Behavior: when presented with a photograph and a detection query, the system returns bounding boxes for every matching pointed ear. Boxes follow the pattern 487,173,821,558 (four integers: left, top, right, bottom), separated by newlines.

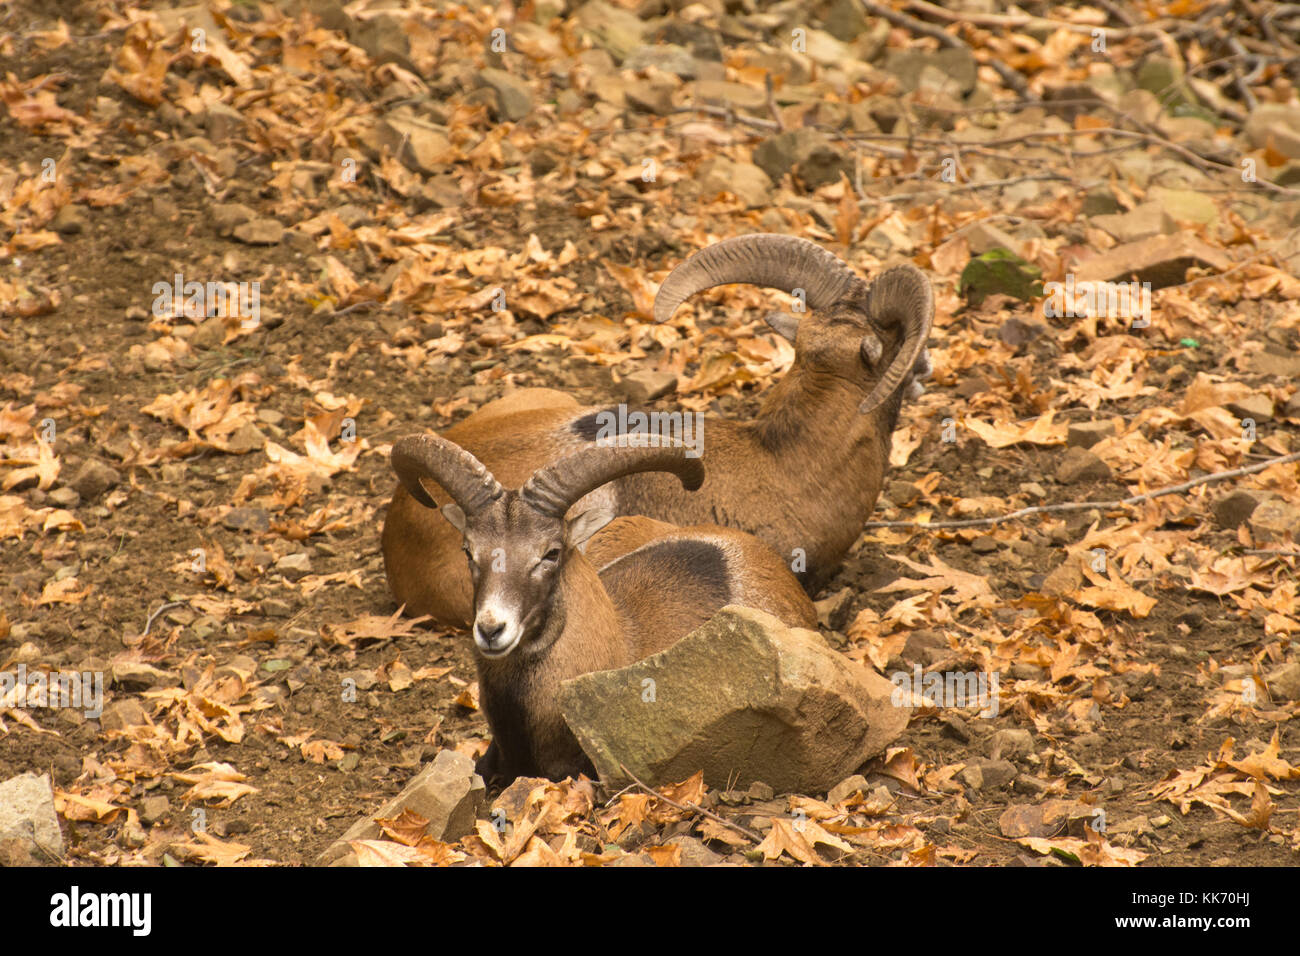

763,310,798,343
566,506,614,551
441,503,467,532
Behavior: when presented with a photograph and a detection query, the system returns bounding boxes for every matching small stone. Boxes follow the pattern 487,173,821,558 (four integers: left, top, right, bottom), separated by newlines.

232,219,284,245
99,699,148,732
1090,202,1175,243
1249,499,1300,543
988,728,1034,761
1056,447,1111,484
620,370,677,405
478,69,533,122
746,781,774,802
317,749,486,865
998,316,1047,349
970,535,998,554
68,459,121,503
813,587,854,632
139,796,170,827
110,661,180,690
212,203,256,238
1213,490,1272,529
959,758,1017,791
902,629,947,665
1265,662,1300,701
1066,420,1117,449
827,773,869,805
50,204,88,235
222,507,271,533
1075,233,1232,289
665,834,723,867
47,487,80,508
886,480,921,507
275,552,313,580
1225,393,1274,424
260,598,293,618
0,773,64,857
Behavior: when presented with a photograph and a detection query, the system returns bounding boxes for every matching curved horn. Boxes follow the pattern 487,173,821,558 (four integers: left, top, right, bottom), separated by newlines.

654,234,862,324
858,264,935,415
390,434,503,514
520,442,705,519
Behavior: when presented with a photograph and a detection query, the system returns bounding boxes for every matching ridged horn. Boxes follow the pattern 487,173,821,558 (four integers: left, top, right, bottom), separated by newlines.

390,434,503,514
653,234,862,324
857,264,935,415
520,442,705,519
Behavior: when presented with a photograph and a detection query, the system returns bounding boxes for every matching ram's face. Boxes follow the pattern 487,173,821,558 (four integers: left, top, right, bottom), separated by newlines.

795,294,893,391
449,498,566,659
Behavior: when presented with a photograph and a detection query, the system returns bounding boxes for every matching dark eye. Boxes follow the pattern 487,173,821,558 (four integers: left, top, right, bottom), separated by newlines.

542,548,561,564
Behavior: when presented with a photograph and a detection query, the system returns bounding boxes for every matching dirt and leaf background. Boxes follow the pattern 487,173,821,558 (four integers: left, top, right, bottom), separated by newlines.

2,0,1300,868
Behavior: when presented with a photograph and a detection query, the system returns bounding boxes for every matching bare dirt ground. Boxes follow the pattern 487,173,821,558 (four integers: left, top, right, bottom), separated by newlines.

2,0,1299,867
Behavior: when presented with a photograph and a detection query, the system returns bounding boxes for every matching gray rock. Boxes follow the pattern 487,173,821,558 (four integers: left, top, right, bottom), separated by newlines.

139,796,170,827
572,0,645,63
1213,490,1272,529
1225,393,1274,424
372,115,452,175
1244,104,1300,160
753,129,850,189
47,487,80,509
813,587,854,632
1066,420,1116,449
827,773,869,804
1250,347,1300,379
1090,202,1175,243
695,156,772,207
623,43,700,79
884,48,977,96
666,834,724,866
1266,662,1300,701
222,507,271,533
0,773,64,857
50,204,88,235
959,758,1017,791
68,459,121,503
1056,447,1111,484
1075,234,1232,289
111,661,180,690
620,370,677,405
348,12,414,70
558,606,910,793
318,749,486,864
825,0,869,41
233,219,283,245
212,202,256,238
988,728,1034,761
1249,499,1300,543
478,69,533,122
275,551,312,580
204,102,245,141
99,699,148,732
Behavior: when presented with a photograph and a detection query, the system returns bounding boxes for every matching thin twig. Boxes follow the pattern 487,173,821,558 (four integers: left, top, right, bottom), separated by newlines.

865,173,1082,205
618,763,762,843
142,601,188,639
864,451,1300,531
